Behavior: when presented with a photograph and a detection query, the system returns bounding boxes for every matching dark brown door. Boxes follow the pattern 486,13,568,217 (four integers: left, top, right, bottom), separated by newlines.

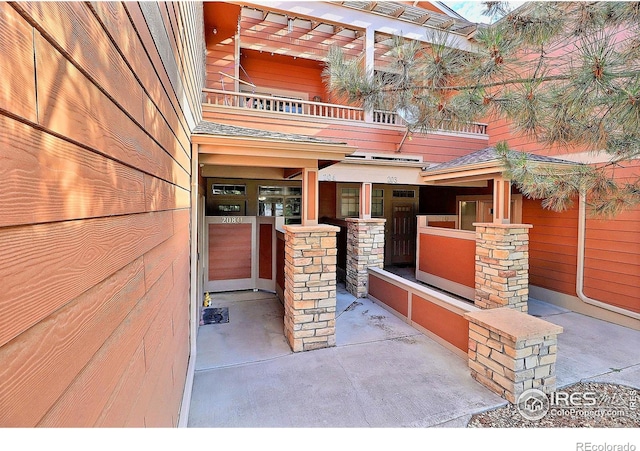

391,203,416,265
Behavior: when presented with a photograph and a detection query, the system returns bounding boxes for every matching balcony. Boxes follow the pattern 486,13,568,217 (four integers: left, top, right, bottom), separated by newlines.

202,88,488,136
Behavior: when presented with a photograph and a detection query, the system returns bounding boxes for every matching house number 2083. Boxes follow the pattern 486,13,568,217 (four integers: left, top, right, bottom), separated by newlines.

387,176,398,183
222,217,243,223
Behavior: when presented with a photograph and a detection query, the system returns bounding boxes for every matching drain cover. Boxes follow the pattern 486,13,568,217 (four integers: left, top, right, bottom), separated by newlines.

201,307,229,325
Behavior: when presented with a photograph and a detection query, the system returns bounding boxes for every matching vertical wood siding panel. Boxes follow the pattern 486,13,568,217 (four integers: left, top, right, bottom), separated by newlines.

0,211,173,347
0,259,145,427
14,1,145,123
0,4,36,121
0,115,146,228
37,266,175,427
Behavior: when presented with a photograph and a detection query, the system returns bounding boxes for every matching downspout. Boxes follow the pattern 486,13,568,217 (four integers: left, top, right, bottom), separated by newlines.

576,192,640,320
178,142,200,427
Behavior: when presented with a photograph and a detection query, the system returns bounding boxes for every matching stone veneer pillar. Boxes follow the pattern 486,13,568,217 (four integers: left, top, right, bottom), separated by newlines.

474,223,532,312
283,224,339,352
345,218,386,298
465,308,563,403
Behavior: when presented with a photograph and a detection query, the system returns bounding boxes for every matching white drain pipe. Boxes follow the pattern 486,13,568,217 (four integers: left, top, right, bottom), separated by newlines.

576,192,640,320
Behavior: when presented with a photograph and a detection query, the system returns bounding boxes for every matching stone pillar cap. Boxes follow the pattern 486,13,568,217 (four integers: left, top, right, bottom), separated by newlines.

283,224,340,233
472,222,533,229
465,308,563,342
345,218,387,223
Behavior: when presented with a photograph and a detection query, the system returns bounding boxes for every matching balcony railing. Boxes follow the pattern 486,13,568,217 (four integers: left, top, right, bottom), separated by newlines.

202,88,488,135
203,88,364,121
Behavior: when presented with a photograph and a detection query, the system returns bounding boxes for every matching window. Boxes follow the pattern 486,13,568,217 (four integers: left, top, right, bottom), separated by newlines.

216,204,242,213
392,189,415,198
258,185,302,224
340,188,359,217
372,189,384,217
459,201,478,231
212,184,246,196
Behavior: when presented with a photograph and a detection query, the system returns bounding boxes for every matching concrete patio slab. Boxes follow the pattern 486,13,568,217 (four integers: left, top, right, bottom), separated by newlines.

535,310,640,388
187,284,640,428
195,293,291,370
188,287,506,427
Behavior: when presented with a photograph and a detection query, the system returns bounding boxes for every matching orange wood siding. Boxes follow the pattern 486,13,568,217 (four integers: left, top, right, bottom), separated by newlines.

583,204,640,313
276,232,286,293
208,223,252,280
0,4,37,122
259,223,274,280
523,199,579,296
241,50,327,101
418,233,476,289
0,2,203,427
485,28,639,314
368,274,409,317
523,176,640,313
203,108,488,161
411,295,470,353
319,182,337,219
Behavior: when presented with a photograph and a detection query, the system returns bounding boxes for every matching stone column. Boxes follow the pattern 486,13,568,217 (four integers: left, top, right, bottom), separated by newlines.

283,224,339,352
345,218,386,298
465,308,563,403
474,223,532,312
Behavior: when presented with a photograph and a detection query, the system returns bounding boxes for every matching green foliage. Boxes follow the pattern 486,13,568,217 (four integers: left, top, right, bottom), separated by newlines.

324,1,640,217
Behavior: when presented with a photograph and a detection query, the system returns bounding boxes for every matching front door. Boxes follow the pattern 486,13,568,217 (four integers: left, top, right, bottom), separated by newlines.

391,203,416,265
205,216,276,292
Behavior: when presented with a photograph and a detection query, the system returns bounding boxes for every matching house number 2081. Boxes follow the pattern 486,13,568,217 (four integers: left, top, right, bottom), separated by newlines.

222,217,243,223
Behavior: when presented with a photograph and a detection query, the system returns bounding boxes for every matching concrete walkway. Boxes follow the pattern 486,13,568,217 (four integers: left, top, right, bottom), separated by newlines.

187,285,640,428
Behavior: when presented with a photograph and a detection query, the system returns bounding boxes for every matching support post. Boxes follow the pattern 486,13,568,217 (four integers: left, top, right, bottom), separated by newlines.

283,224,339,352
474,223,532,312
493,177,512,224
301,168,319,226
346,218,386,298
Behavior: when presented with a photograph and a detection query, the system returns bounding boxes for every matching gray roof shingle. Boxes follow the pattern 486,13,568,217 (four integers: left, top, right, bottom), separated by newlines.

424,147,577,172
193,121,346,145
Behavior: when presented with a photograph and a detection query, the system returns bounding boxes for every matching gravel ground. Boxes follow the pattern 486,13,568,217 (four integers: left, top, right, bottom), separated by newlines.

468,382,640,428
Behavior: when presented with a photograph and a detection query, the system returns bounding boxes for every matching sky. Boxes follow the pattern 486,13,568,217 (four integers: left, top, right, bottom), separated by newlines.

442,1,525,24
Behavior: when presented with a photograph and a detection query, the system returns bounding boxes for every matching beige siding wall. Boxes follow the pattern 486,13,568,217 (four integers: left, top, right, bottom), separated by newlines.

0,2,203,427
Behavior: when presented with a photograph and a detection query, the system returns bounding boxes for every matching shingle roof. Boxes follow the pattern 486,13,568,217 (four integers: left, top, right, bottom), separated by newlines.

423,147,577,172
193,121,346,145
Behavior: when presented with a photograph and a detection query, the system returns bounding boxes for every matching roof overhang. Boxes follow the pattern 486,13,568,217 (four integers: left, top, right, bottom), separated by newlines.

420,157,580,187
192,123,356,180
